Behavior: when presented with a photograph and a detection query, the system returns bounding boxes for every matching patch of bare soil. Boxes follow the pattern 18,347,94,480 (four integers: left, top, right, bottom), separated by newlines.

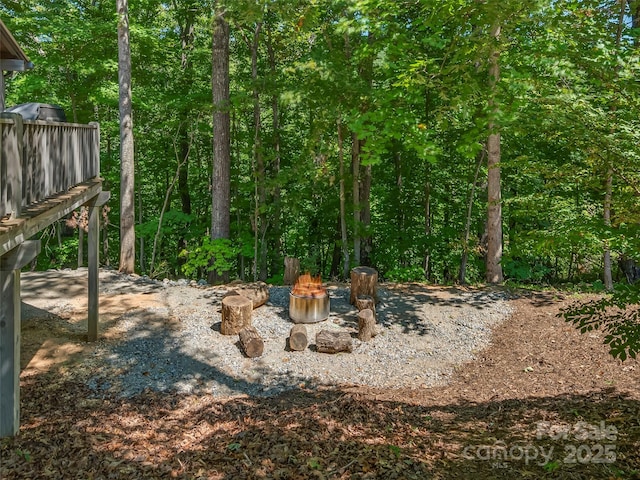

2,283,640,479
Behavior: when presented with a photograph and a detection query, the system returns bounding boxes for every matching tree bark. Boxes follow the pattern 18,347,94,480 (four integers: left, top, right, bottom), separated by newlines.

238,325,264,358
352,133,361,266
460,147,485,284
316,330,353,354
289,324,308,351
486,22,503,284
117,0,135,274
221,295,252,335
247,21,267,282
224,282,269,309
337,118,350,280
210,7,231,283
284,257,300,285
357,309,376,342
266,20,283,276
355,294,376,318
350,266,378,305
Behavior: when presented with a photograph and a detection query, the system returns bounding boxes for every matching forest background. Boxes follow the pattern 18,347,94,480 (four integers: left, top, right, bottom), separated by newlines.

2,0,640,289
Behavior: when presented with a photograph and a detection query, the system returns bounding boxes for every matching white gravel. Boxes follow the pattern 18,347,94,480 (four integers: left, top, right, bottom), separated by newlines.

24,269,513,399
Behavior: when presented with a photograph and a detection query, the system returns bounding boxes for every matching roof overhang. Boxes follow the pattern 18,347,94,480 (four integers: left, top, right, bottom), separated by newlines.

0,17,33,72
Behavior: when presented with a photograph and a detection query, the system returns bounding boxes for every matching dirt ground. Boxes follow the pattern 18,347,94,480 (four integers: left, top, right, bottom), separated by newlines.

1,279,640,479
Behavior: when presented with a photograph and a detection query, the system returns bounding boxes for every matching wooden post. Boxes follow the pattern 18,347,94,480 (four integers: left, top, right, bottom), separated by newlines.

350,266,378,305
0,113,23,219
0,240,41,437
87,191,110,342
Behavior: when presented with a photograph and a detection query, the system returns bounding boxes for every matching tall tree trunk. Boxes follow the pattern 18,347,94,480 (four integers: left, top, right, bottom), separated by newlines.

360,162,372,266
602,0,628,291
338,118,350,279
266,20,282,276
248,22,266,281
177,2,195,266
460,147,485,284
210,7,231,283
117,0,135,274
351,134,362,266
485,22,503,284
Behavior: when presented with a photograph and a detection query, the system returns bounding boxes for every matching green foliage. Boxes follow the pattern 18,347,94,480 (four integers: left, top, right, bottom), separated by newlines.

180,237,243,278
502,257,551,284
38,237,79,270
385,266,425,283
560,284,640,361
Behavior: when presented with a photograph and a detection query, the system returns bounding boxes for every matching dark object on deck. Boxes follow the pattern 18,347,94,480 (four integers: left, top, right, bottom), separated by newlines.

5,102,67,122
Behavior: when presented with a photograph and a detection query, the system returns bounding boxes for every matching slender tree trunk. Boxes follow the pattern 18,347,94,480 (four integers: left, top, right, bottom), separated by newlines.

210,6,231,283
486,22,503,284
602,0,628,291
352,133,361,266
266,21,282,276
460,147,485,284
360,162,372,266
117,0,136,273
248,22,267,281
338,118,350,279
177,5,195,266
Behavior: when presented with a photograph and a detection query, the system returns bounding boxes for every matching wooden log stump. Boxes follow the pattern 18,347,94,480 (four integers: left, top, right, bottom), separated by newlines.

221,295,252,335
350,266,378,305
288,324,308,351
357,308,376,342
238,325,264,358
316,330,353,354
355,294,376,319
224,282,269,309
284,257,301,285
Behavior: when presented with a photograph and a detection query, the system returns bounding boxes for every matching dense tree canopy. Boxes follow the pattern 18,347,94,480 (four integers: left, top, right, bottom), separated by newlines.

1,0,638,289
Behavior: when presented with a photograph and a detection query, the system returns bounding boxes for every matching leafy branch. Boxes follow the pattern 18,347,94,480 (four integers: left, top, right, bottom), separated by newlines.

559,284,640,361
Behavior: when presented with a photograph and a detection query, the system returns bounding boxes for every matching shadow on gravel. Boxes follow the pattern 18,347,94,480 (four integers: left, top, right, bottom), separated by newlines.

2,379,639,480
92,317,313,398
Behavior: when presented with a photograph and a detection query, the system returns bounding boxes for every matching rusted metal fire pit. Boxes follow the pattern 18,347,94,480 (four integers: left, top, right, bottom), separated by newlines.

289,273,330,324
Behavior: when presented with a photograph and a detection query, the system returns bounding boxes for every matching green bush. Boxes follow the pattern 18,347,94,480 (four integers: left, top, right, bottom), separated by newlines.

180,237,240,278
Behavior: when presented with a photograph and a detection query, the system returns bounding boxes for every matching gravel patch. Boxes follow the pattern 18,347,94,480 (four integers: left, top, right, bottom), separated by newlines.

23,269,513,399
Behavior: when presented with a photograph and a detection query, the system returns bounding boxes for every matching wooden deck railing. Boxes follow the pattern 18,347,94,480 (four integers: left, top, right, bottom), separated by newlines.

0,113,100,219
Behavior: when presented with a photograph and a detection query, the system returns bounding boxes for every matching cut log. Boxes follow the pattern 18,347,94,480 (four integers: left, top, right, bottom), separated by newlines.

224,282,269,309
238,325,264,358
316,330,353,354
350,266,378,305
357,308,376,342
289,324,308,351
221,295,252,335
284,257,300,285
355,294,376,319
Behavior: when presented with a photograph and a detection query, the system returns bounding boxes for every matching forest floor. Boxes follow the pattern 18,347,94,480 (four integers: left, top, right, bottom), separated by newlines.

1,271,639,479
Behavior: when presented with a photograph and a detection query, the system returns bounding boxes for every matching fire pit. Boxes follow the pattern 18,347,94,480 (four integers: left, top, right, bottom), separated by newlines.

289,273,330,324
